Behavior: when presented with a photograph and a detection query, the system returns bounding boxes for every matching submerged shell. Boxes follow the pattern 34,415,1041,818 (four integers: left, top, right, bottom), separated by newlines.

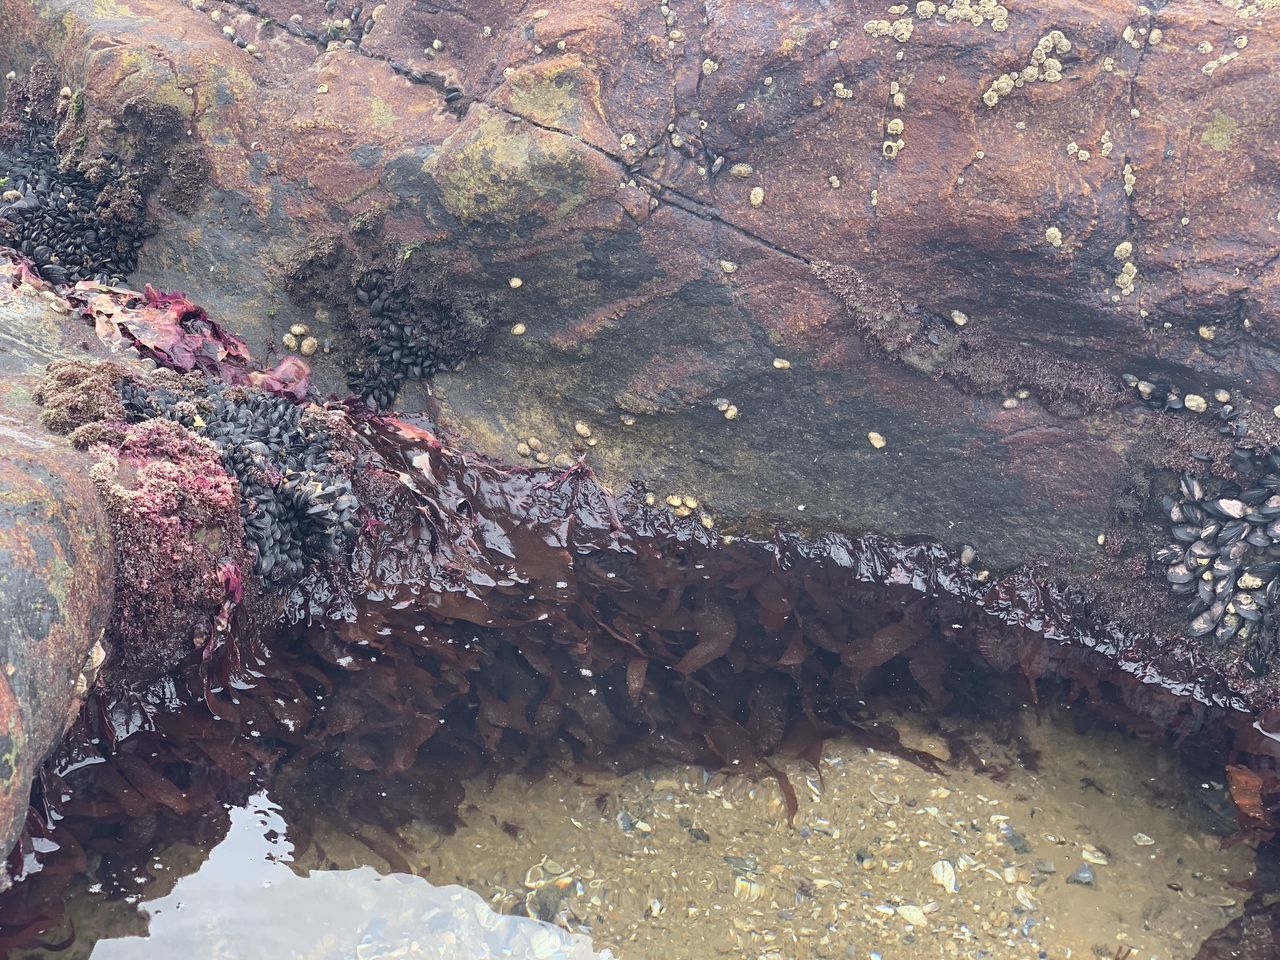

931,860,958,893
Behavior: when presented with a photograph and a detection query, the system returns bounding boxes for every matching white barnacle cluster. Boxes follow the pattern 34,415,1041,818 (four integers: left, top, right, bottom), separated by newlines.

1122,163,1137,197
1100,130,1114,158
1203,51,1240,76
883,112,906,159
832,80,854,100
940,0,1011,31
1114,241,1138,296
982,30,1070,107
864,16,914,41
890,79,906,110
1226,0,1280,17
1066,141,1091,162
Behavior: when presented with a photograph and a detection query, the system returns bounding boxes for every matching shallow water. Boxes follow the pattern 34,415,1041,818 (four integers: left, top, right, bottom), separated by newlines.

13,702,1259,960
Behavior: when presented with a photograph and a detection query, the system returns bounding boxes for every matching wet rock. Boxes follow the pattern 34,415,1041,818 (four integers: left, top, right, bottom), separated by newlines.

0,0,1275,574
0,263,113,892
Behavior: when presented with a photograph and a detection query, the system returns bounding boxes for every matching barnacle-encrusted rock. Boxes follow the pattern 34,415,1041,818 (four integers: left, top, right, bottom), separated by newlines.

4,0,1276,574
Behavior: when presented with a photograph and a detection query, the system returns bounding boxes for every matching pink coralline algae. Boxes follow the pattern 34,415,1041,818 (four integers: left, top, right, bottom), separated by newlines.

88,418,254,682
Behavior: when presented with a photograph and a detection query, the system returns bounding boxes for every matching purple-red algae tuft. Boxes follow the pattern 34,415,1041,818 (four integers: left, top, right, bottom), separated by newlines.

88,419,253,682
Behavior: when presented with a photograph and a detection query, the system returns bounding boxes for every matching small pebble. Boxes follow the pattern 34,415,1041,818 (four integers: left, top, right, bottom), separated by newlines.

574,421,592,438
723,405,739,420
1184,393,1207,413
553,453,574,469
867,431,887,449
773,358,791,369
1067,864,1095,886
509,277,524,288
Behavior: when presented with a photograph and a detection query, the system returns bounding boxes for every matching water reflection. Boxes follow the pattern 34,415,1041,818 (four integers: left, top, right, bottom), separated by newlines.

88,794,607,960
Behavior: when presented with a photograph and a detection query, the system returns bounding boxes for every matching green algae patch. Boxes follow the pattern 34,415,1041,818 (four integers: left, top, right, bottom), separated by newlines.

424,113,592,227
1200,110,1238,152
368,96,397,134
506,61,584,129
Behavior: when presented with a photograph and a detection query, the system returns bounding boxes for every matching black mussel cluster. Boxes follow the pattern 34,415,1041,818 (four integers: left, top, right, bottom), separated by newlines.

1156,466,1280,674
121,380,359,583
350,270,486,410
0,131,138,286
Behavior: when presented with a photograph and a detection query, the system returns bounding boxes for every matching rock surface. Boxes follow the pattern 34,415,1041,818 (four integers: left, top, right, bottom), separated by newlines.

2,0,1280,899
0,267,113,888
1,0,1276,572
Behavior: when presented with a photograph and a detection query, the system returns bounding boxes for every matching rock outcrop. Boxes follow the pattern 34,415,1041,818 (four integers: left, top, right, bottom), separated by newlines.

0,266,113,889
1,0,1280,911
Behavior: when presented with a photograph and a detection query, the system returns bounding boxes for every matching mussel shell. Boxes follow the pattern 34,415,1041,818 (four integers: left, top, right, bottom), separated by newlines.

1220,521,1249,545
1216,616,1241,642
1246,562,1280,580
1223,540,1251,562
1166,563,1195,584
1189,539,1217,559
1205,498,1248,520
1189,604,1223,637
1212,558,1239,578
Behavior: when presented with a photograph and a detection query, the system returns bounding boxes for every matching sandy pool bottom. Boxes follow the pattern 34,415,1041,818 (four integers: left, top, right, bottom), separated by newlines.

13,704,1258,960
290,705,1254,960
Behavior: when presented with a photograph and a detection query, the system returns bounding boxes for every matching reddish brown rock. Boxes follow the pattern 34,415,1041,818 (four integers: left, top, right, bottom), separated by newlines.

0,267,114,892
1,0,1274,571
